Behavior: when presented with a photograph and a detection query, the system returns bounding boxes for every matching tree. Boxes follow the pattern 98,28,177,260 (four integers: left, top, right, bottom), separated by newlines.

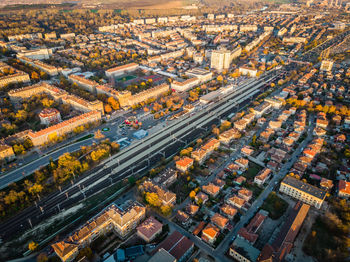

220,120,231,132
212,127,220,136
104,104,112,114
41,98,54,108
94,130,105,139
28,183,44,196
13,144,25,155
189,190,196,199
107,97,119,110
28,241,38,251
31,71,39,80
145,192,160,207
252,135,257,145
161,205,172,216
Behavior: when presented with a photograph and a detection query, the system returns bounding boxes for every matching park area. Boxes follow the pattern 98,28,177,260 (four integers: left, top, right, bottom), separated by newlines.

261,192,288,220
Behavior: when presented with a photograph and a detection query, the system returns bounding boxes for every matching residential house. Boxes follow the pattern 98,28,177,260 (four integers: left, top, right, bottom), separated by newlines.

254,168,272,186
137,216,163,242
195,192,209,205
186,204,199,216
220,204,238,220
211,213,229,230
201,223,220,245
238,188,253,202
230,237,260,262
154,231,194,262
227,195,246,209
338,180,350,198
175,157,194,173
202,183,221,198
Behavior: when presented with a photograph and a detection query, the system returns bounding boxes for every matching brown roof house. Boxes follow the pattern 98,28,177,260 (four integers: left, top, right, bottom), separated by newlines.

211,213,229,230
202,183,221,197
154,231,194,262
137,216,163,242
201,223,220,245
220,204,238,220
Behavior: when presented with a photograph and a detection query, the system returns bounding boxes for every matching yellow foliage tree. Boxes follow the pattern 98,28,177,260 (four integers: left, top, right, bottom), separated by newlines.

145,192,160,207
161,205,172,216
189,190,196,199
28,241,38,251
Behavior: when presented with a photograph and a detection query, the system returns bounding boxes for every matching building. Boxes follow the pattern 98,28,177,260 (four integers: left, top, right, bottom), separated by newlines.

171,77,199,92
254,168,272,186
201,223,220,245
211,49,234,72
0,62,30,88
191,138,220,164
17,48,52,60
148,248,176,262
237,210,268,244
52,201,145,262
239,66,258,77
320,60,334,72
39,108,61,125
219,128,241,145
220,204,237,220
153,168,177,188
252,102,272,118
51,242,79,262
0,143,15,162
18,56,58,76
185,68,213,83
229,237,260,262
211,213,228,230
154,231,194,262
116,83,169,107
8,82,104,114
258,202,310,262
175,157,193,172
338,180,350,198
279,175,326,209
68,74,98,93
105,63,139,78
137,216,163,242
140,179,176,206
202,183,220,197
28,110,102,146
227,195,246,209
282,37,307,44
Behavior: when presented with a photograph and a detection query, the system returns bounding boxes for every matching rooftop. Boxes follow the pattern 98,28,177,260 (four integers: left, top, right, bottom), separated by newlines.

281,175,326,200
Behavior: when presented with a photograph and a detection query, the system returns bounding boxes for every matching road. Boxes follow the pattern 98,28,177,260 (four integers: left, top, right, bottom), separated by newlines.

0,71,281,243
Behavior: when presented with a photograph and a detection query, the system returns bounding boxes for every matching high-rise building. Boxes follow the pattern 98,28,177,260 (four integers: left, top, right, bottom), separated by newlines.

210,49,232,72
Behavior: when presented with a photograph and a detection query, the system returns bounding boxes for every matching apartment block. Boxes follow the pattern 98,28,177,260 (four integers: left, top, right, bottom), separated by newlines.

52,201,145,262
279,175,326,209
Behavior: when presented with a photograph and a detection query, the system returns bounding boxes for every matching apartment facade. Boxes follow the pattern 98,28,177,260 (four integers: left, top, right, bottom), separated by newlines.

52,201,145,262
279,175,326,209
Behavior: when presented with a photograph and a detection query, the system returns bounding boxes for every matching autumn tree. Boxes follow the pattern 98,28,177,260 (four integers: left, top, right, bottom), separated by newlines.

107,97,119,110
161,205,172,216
189,190,196,199
104,104,112,114
145,192,160,207
28,241,38,251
